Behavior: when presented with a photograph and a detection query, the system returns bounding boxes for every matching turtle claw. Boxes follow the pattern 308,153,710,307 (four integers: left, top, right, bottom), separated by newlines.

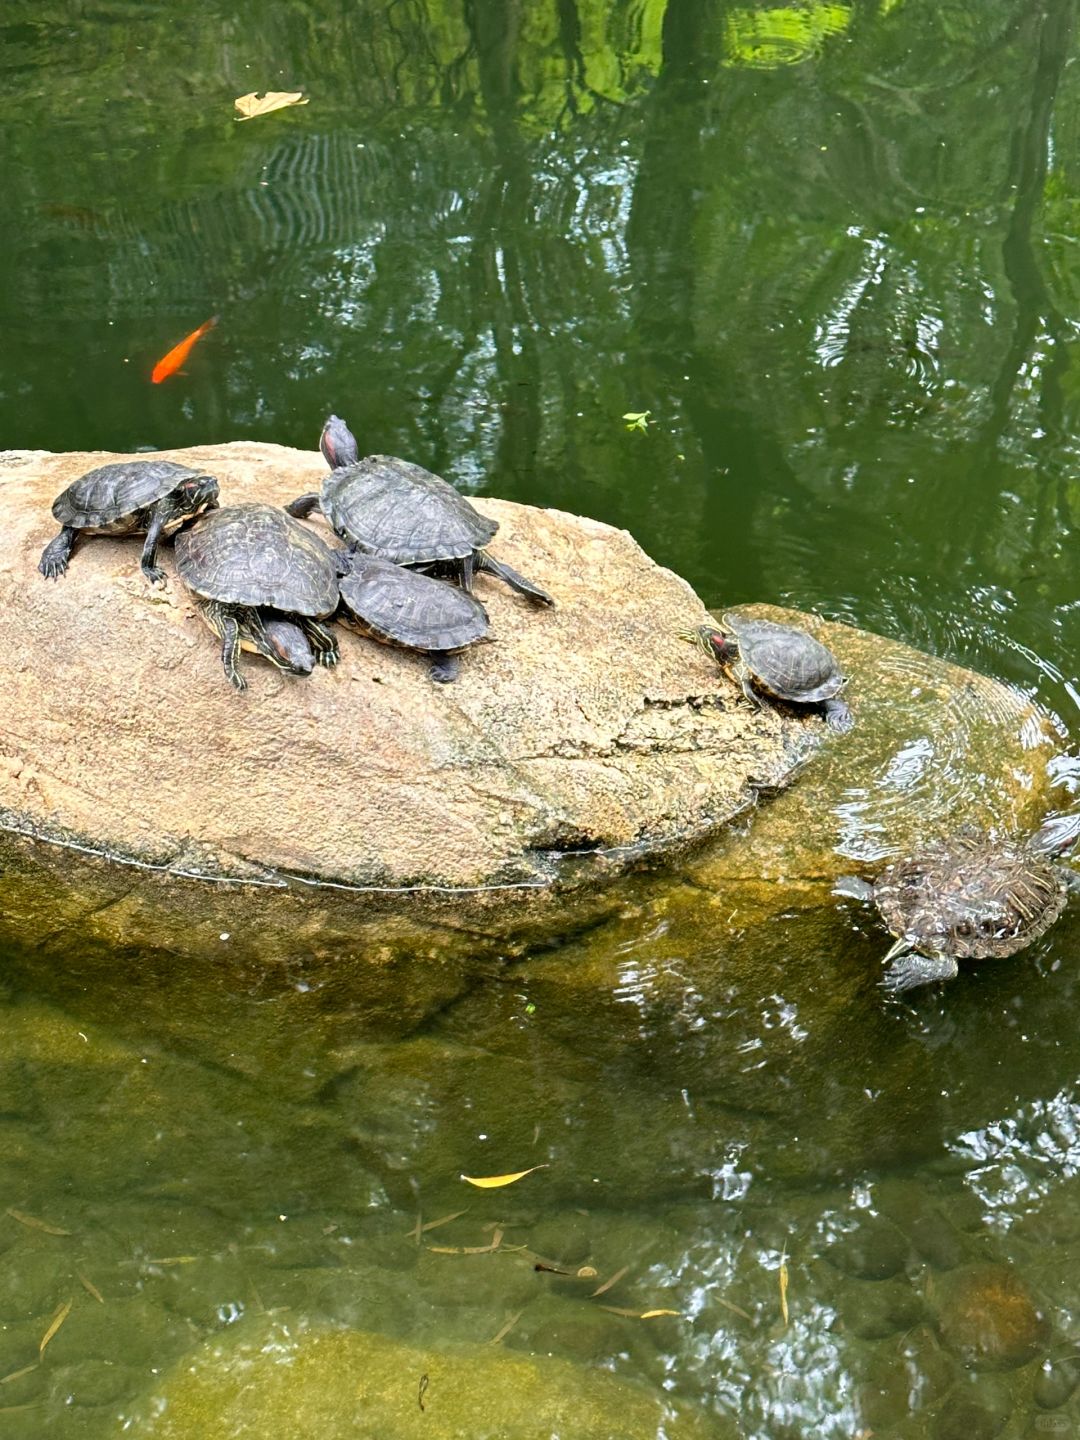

142,564,167,588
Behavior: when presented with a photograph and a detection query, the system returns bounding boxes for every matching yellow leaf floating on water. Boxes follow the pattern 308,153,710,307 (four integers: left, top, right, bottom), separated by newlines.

779,1245,790,1329
234,91,309,121
599,1305,683,1319
460,1164,548,1189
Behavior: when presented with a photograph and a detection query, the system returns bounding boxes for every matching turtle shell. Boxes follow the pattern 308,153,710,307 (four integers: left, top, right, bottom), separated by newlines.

52,460,210,527
873,833,1068,960
322,456,497,565
725,613,844,703
339,556,489,652
175,503,338,617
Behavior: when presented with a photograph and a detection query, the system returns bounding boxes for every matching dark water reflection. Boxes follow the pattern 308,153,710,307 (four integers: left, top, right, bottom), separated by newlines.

4,0,1080,1435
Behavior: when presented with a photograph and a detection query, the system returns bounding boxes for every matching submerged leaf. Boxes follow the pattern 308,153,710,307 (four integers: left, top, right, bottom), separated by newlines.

5,1208,70,1237
38,1299,72,1356
590,1264,629,1298
77,1272,104,1305
488,1310,524,1345
234,91,309,121
0,1363,38,1386
460,1165,548,1189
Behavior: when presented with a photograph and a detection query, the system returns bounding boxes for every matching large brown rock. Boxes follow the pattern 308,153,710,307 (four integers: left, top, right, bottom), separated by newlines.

0,443,814,891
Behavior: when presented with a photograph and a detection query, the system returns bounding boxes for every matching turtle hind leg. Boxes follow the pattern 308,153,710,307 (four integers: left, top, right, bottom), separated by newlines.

39,526,78,580
823,697,854,733
285,493,321,519
219,613,247,691
299,617,340,668
881,952,959,994
428,651,460,684
477,551,555,607
138,512,169,587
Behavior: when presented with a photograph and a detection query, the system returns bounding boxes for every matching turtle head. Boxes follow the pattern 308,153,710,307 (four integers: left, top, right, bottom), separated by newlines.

1030,811,1080,857
175,473,220,517
678,624,738,665
320,415,359,471
257,618,315,677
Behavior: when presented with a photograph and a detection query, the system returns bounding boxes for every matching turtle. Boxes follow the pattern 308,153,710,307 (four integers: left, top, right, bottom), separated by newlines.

286,414,554,606
836,814,1080,993
336,552,489,683
681,613,853,733
174,503,340,691
39,460,220,585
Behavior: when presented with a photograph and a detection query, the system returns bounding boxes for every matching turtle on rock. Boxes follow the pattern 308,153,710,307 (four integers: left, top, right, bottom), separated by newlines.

287,415,554,606
336,552,489,684
175,503,340,690
39,460,220,585
682,613,853,733
836,814,1080,993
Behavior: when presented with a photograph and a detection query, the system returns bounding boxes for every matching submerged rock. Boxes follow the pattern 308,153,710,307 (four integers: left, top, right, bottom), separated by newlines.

121,1314,721,1439
931,1263,1050,1370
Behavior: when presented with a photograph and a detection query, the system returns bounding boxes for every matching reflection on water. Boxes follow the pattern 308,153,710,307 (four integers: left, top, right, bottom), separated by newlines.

4,0,1080,1434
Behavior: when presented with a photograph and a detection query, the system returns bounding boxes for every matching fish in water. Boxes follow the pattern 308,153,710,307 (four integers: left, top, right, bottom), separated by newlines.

151,315,218,384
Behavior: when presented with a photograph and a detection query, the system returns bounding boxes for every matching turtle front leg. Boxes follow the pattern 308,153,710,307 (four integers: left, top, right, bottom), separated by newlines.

285,493,321,520
823,696,854,733
299,617,340,668
219,613,247,691
881,949,959,994
39,526,78,580
735,663,761,713
139,511,169,587
428,650,460,684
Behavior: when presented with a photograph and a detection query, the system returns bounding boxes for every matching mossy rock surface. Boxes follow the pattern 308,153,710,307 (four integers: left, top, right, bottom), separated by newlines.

122,1314,722,1439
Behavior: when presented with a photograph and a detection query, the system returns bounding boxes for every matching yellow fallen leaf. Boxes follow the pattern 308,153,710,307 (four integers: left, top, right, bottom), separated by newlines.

460,1165,548,1189
599,1305,682,1320
39,1298,72,1356
779,1244,789,1329
234,91,309,121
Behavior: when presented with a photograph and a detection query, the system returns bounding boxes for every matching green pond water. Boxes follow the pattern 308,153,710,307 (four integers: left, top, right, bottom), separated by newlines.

4,0,1080,1435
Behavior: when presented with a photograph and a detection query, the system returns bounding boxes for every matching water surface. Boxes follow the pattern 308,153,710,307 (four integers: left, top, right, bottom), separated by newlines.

3,1,1080,1435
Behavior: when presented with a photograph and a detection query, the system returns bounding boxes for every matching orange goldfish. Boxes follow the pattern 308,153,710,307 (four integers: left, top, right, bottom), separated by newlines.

151,314,218,384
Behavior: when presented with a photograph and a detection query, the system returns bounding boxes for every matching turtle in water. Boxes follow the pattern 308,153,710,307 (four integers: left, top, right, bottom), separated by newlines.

39,460,220,585
681,613,853,733
175,503,340,690
336,552,489,683
836,814,1080,993
287,415,554,606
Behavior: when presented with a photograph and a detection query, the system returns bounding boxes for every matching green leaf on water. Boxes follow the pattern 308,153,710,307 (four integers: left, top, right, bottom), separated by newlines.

622,410,651,434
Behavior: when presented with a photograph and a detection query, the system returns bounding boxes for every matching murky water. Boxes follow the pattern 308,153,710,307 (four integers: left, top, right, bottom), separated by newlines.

3,0,1080,1435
